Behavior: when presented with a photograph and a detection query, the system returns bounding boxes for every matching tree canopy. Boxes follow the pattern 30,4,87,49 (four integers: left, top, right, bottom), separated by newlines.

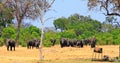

0,3,14,36
88,0,120,16
54,14,102,36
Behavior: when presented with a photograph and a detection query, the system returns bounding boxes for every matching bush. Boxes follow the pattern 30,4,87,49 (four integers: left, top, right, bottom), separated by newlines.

0,38,4,46
21,43,27,47
43,40,51,47
61,30,76,39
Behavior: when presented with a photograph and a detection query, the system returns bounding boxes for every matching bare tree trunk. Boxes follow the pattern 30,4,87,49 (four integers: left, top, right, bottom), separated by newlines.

15,21,21,46
37,0,55,61
39,17,44,61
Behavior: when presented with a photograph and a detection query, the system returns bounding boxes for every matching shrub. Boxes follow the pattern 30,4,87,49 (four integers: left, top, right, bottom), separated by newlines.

0,38,4,46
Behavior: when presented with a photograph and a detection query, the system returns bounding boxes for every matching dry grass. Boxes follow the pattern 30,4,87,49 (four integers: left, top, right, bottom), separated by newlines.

0,45,119,63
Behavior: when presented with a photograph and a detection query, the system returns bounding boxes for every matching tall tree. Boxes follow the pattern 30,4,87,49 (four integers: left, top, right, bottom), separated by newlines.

88,0,120,57
34,0,55,60
0,2,14,36
54,14,102,34
3,0,38,46
88,0,120,16
54,17,70,32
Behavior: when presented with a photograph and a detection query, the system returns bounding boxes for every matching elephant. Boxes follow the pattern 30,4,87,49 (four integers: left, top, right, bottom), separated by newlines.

27,40,34,49
50,38,56,46
76,40,84,48
60,38,71,48
35,40,40,49
6,39,16,51
27,39,40,49
90,37,97,48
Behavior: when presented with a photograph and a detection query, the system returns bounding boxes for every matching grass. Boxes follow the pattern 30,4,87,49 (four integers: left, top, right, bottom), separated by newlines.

0,45,119,63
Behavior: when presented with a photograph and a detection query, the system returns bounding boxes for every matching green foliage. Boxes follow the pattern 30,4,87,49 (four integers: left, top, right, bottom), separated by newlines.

60,30,76,39
53,14,101,40
0,3,14,31
1,13,120,47
44,30,60,47
95,28,120,45
0,37,4,46
1,25,41,46
19,25,41,46
43,40,51,47
53,13,120,45
54,17,70,31
2,27,16,39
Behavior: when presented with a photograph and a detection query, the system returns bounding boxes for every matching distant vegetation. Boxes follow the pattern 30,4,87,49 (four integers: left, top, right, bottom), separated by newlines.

53,14,120,45
0,13,120,47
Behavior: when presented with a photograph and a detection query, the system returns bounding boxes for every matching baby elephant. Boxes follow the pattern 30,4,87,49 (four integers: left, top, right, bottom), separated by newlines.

6,39,16,51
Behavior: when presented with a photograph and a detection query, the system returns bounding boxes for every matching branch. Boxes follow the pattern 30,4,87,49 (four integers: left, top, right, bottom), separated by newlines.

45,17,54,22
102,0,120,16
107,13,120,16
49,0,55,7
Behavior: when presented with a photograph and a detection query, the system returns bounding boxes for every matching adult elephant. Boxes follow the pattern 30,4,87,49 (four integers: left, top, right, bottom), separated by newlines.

50,38,56,46
6,39,16,51
90,36,97,48
60,38,65,48
35,40,40,49
76,40,83,48
60,38,70,48
27,39,40,49
27,40,34,49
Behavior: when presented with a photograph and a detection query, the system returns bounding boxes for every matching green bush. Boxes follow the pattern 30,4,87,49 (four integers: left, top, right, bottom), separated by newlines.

61,30,76,39
0,38,4,46
43,40,51,47
21,43,27,47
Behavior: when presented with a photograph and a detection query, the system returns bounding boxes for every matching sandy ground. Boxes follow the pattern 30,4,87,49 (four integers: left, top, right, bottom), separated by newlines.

0,45,119,63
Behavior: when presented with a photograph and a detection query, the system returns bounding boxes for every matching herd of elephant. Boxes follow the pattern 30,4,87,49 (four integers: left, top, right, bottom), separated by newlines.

50,37,96,48
6,37,96,51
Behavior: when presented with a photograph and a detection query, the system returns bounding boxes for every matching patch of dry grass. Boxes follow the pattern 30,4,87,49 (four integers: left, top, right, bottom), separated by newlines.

0,45,119,63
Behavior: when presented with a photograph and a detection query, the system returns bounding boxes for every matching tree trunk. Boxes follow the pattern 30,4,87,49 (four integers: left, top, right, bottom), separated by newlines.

39,17,44,61
15,21,21,46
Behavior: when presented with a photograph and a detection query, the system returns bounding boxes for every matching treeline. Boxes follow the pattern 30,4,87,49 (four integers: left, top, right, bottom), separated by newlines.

53,14,120,45
0,25,41,47
0,13,120,47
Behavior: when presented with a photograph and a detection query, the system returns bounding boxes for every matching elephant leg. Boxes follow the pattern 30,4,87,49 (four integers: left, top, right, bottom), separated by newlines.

27,45,29,49
30,46,32,49
37,45,39,48
52,42,55,46
28,46,30,49
36,45,39,49
13,46,15,51
10,46,12,51
7,45,9,51
36,45,37,49
61,44,63,48
35,44,38,49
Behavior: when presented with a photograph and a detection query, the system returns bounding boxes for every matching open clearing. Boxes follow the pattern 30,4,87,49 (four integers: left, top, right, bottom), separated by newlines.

0,45,119,63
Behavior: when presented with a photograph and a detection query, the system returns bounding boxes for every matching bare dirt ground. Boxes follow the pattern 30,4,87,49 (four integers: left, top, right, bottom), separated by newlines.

0,45,119,63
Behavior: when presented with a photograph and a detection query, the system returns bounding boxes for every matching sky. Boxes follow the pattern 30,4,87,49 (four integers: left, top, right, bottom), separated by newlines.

27,0,106,28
